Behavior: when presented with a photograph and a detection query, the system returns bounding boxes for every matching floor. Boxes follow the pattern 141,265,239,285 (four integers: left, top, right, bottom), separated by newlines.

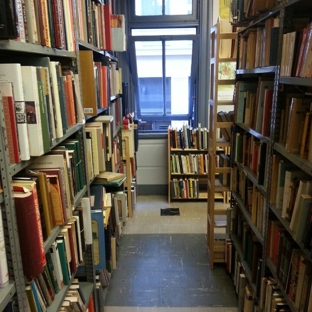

104,195,238,312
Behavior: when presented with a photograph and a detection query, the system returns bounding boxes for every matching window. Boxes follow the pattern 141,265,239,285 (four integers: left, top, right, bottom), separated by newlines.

129,1,199,133
135,0,193,16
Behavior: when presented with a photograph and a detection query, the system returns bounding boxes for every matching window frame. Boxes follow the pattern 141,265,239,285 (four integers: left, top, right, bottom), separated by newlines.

129,34,199,125
129,0,198,26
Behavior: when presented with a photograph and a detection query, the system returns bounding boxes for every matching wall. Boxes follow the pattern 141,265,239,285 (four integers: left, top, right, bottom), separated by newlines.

137,0,224,195
136,138,168,195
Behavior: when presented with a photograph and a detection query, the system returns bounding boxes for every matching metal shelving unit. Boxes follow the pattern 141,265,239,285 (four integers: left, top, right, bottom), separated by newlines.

230,0,312,310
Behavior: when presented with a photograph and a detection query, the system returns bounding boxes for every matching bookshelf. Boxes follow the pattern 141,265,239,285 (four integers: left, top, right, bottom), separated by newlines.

207,20,236,268
0,0,125,311
167,126,209,202
229,0,312,310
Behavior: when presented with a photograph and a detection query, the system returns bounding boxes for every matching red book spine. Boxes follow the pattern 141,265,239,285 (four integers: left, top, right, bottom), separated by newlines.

104,4,112,50
67,226,77,274
51,0,66,49
101,66,108,108
2,96,20,163
14,188,46,277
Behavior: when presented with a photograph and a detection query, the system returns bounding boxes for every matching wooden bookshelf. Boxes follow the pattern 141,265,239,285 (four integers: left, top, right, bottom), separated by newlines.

207,20,236,268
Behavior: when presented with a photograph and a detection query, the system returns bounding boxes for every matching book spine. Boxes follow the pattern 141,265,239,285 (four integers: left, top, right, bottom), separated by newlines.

21,0,28,42
40,0,51,47
15,0,26,42
24,0,39,43
0,208,9,288
1,90,21,164
14,100,31,161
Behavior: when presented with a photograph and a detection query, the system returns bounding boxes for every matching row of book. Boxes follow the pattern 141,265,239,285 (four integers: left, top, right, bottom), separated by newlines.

238,17,280,69
2,0,76,51
266,224,312,311
170,178,202,199
233,131,268,186
234,0,275,23
235,77,274,137
76,0,126,51
1,0,126,53
232,172,265,236
270,155,312,249
79,50,123,116
280,20,312,78
278,96,312,160
170,153,208,175
168,125,209,150
0,62,84,164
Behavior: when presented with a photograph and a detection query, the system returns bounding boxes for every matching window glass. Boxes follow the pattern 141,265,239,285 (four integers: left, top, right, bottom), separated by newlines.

135,0,192,16
132,28,196,36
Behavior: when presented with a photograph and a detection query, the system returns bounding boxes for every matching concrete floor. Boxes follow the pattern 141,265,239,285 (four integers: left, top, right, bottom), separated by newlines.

104,195,238,312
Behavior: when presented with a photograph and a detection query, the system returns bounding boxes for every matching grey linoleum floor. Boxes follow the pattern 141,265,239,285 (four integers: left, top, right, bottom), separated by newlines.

104,195,238,312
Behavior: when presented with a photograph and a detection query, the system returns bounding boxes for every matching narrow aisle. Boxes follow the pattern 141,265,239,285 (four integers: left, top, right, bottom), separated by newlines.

104,196,238,312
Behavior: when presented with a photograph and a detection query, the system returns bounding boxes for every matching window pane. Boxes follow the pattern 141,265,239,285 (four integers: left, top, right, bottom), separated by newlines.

165,0,193,15
135,41,165,116
132,28,196,36
135,0,162,16
165,40,193,115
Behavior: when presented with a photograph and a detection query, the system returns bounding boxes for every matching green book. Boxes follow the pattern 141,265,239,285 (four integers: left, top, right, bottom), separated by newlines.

56,237,70,285
36,74,51,153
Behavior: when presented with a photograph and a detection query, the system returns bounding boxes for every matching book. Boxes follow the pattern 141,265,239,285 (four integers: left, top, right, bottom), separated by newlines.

0,0,19,39
28,154,72,223
0,207,9,288
111,14,126,51
94,171,124,182
292,194,312,242
289,180,312,230
91,209,106,270
254,78,274,133
81,197,92,245
21,66,45,156
286,98,312,154
94,115,114,161
281,170,309,220
35,66,52,151
261,89,274,137
13,180,46,277
275,160,297,210
0,82,20,164
86,122,106,172
0,64,30,161
45,250,60,294
49,242,64,291
56,235,70,285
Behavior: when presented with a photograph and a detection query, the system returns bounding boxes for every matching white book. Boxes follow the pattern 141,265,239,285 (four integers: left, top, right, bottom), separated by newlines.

0,64,30,161
81,197,92,245
0,208,9,288
62,0,74,51
21,66,44,156
49,242,64,290
24,0,39,44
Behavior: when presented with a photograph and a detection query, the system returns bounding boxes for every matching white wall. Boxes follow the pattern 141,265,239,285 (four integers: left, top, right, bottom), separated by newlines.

136,0,219,194
136,138,168,193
